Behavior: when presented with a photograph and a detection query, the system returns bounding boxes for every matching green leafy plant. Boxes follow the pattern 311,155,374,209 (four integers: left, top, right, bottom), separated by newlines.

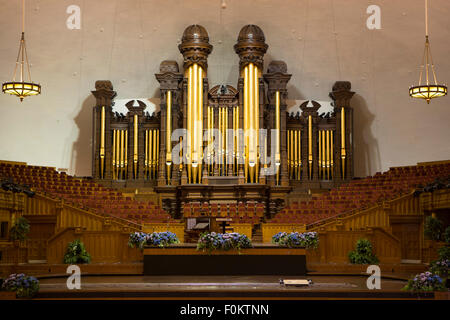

437,246,450,261
444,226,450,243
9,216,30,241
63,239,91,264
348,239,379,264
424,216,443,241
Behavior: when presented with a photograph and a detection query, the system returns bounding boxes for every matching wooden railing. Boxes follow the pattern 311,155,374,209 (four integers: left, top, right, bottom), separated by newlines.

46,227,142,264
0,241,28,264
0,191,25,212
307,227,401,264
307,191,421,232
420,189,450,211
23,193,142,232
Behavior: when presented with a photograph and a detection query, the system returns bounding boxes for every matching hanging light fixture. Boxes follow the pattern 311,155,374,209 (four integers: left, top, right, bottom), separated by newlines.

2,0,41,102
409,0,447,103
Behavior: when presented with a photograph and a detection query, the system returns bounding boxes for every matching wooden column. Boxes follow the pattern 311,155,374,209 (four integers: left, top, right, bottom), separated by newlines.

329,81,355,182
155,61,183,186
91,80,116,181
264,61,292,187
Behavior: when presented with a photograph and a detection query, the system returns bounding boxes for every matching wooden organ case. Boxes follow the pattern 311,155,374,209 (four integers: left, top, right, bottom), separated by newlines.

91,25,355,218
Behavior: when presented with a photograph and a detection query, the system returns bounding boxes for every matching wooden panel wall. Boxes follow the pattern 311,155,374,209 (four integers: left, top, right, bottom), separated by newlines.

307,227,401,264
46,228,142,264
229,224,252,239
261,224,306,243
143,223,185,243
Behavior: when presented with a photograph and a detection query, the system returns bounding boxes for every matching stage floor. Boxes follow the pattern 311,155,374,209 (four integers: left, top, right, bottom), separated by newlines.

32,275,432,299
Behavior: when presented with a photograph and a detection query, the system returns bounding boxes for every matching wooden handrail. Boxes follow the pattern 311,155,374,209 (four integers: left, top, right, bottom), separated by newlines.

30,192,142,232
306,190,416,230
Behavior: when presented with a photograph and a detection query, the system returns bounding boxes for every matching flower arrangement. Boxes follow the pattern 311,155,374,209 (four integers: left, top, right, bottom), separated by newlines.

271,231,319,249
197,232,252,252
128,231,179,249
429,259,449,282
63,239,91,264
403,271,446,292
2,273,39,298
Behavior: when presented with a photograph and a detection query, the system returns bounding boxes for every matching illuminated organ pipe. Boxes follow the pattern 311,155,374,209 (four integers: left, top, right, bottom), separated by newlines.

275,91,280,185
308,115,313,180
186,63,204,183
133,114,138,179
111,129,128,180
166,90,172,183
341,107,346,179
243,63,260,183
100,106,105,179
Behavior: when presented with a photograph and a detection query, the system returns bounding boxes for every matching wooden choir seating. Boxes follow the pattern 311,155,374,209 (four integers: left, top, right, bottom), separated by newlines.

181,201,264,226
0,162,173,225
270,162,450,226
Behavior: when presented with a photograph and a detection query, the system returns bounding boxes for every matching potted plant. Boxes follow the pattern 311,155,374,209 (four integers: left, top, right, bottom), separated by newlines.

348,239,379,264
424,216,443,241
63,239,91,264
9,216,30,245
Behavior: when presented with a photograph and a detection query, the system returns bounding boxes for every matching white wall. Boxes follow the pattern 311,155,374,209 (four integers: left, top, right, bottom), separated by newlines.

0,0,449,177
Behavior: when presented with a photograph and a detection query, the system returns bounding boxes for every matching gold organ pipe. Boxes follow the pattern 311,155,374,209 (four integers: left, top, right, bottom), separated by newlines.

166,91,172,162
319,130,322,179
112,129,116,179
193,63,198,172
114,130,120,179
287,130,294,179
100,106,105,178
208,106,210,173
144,130,148,177
124,130,128,179
322,130,326,178
134,114,138,178
223,107,226,175
294,130,298,180
227,107,230,175
187,66,193,183
235,106,239,172
233,107,236,174
249,63,254,183
326,130,330,180
275,92,280,159
244,66,249,182
331,130,334,179
341,107,346,178
254,65,259,183
298,130,301,179
198,66,203,183
120,130,124,179
308,115,313,179
156,130,159,179
150,129,153,178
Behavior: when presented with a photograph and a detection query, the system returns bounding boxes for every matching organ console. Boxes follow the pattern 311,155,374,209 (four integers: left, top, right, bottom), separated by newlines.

91,24,355,217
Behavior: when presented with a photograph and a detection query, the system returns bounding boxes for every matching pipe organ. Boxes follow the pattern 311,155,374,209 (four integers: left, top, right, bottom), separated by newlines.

91,25,354,213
